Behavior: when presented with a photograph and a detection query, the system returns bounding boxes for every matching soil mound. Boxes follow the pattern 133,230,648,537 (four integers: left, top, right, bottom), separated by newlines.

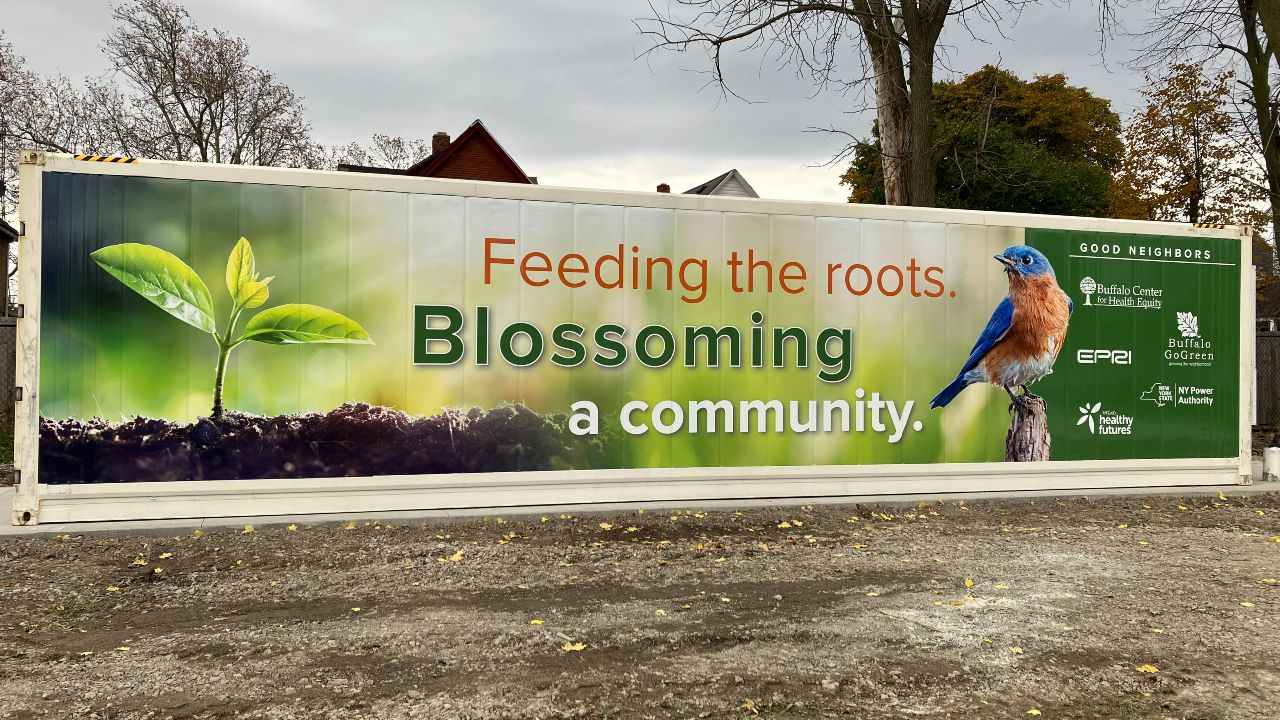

38,403,610,483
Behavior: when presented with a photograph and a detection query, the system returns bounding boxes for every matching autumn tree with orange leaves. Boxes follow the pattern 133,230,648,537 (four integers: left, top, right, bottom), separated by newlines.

1109,63,1268,229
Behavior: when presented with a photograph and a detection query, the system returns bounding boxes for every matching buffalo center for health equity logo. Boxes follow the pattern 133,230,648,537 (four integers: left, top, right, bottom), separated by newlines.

1166,311,1213,367
1075,275,1163,310
1077,401,1134,435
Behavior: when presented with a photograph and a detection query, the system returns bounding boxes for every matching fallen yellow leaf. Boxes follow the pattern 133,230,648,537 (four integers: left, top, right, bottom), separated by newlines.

1136,664,1159,674
865,591,880,597
777,521,792,529
1218,490,1229,501
343,522,357,531
1151,628,1164,633
192,529,205,538
561,642,586,652
1117,524,1128,529
350,607,362,613
529,619,544,625
1240,601,1255,607
964,578,975,589
113,646,130,652
130,556,147,567
106,586,121,592
286,524,298,532
241,524,254,534
599,522,613,530
1010,646,1024,654
655,609,667,616
1027,711,1042,717
993,584,1009,590
158,552,173,560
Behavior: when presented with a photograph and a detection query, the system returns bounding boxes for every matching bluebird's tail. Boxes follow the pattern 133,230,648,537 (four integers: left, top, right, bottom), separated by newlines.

930,376,972,409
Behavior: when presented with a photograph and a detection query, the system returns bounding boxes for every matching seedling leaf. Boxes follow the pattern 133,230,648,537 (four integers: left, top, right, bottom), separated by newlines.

226,237,256,299
91,243,216,334
239,278,273,309
241,304,372,345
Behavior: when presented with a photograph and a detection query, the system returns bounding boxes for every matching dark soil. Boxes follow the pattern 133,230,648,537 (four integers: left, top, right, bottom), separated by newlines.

38,403,612,484
2,495,1279,719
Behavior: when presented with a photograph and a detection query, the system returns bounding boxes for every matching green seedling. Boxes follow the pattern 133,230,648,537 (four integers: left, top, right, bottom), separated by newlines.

91,237,372,419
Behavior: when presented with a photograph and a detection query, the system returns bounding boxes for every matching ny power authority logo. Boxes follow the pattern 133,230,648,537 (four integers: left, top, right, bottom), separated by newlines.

1075,275,1163,310
1077,402,1135,435
1141,381,1215,407
1166,311,1213,367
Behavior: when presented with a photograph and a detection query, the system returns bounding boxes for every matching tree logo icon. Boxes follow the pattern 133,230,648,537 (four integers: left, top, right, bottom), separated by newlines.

1079,276,1096,306
1176,311,1199,338
1077,402,1102,434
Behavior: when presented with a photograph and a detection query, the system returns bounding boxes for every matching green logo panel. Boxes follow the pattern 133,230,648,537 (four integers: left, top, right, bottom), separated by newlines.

1027,229,1240,461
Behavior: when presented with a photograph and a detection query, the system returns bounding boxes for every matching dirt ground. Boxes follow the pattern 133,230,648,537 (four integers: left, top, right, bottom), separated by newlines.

1,495,1279,720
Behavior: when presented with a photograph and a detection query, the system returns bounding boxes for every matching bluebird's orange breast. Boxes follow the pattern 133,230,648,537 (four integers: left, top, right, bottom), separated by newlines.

981,274,1071,388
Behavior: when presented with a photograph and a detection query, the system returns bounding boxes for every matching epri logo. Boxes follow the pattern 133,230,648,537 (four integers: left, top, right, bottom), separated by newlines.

1177,311,1199,338
1076,401,1135,435
1079,277,1096,306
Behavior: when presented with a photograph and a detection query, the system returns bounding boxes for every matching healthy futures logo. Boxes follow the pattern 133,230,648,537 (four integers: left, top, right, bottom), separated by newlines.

1077,402,1135,435
1077,402,1102,433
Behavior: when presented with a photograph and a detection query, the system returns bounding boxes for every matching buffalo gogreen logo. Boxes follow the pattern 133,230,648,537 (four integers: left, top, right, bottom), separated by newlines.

1079,277,1096,306
1177,311,1199,338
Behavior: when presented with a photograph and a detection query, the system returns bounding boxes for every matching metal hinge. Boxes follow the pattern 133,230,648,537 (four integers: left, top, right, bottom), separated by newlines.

14,387,21,401
11,304,23,318
17,221,25,238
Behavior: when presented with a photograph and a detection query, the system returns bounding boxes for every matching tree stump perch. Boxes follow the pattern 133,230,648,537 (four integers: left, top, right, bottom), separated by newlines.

1005,395,1051,462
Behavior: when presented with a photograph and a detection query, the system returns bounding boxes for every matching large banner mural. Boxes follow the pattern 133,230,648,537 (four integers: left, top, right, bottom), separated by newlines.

36,173,1240,483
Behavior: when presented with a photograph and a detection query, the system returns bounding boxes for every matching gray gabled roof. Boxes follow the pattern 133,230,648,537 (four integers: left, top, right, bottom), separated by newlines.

683,169,759,198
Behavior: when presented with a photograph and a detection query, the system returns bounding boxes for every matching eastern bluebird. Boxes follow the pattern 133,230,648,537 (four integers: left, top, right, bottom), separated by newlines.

930,246,1072,409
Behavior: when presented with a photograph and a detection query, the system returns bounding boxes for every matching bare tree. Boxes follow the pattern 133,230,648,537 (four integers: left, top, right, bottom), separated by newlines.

1134,0,1279,241
327,134,434,170
100,0,321,167
638,0,1035,207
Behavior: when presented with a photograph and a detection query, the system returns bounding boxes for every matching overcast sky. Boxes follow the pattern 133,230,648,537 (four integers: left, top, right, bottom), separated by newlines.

5,0,1154,202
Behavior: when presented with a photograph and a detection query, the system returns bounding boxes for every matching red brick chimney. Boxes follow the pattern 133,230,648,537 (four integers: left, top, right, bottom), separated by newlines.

432,131,450,155
657,183,670,193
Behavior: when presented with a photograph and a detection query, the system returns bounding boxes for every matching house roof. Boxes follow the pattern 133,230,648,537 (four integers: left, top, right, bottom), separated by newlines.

336,163,405,175
0,218,17,243
404,119,533,183
684,169,759,198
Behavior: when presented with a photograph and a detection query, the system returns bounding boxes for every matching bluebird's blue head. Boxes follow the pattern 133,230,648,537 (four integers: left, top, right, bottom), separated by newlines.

996,246,1055,278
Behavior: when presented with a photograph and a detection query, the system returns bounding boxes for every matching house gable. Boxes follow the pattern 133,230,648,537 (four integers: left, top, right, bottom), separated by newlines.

404,120,532,184
684,169,759,198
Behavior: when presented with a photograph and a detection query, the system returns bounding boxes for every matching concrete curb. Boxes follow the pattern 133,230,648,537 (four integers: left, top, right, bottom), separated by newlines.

3,470,1275,537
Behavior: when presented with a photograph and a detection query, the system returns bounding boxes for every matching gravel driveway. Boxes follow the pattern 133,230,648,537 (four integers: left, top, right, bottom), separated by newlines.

2,493,1278,719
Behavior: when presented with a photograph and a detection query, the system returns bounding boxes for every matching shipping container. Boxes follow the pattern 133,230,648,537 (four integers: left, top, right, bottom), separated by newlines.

10,151,1255,525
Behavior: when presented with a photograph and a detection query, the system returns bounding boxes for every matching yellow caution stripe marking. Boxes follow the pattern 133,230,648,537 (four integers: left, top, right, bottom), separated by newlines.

74,154,138,164
1193,222,1227,229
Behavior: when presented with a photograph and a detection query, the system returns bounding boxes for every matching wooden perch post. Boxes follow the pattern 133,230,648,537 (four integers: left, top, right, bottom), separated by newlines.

1005,396,1051,462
